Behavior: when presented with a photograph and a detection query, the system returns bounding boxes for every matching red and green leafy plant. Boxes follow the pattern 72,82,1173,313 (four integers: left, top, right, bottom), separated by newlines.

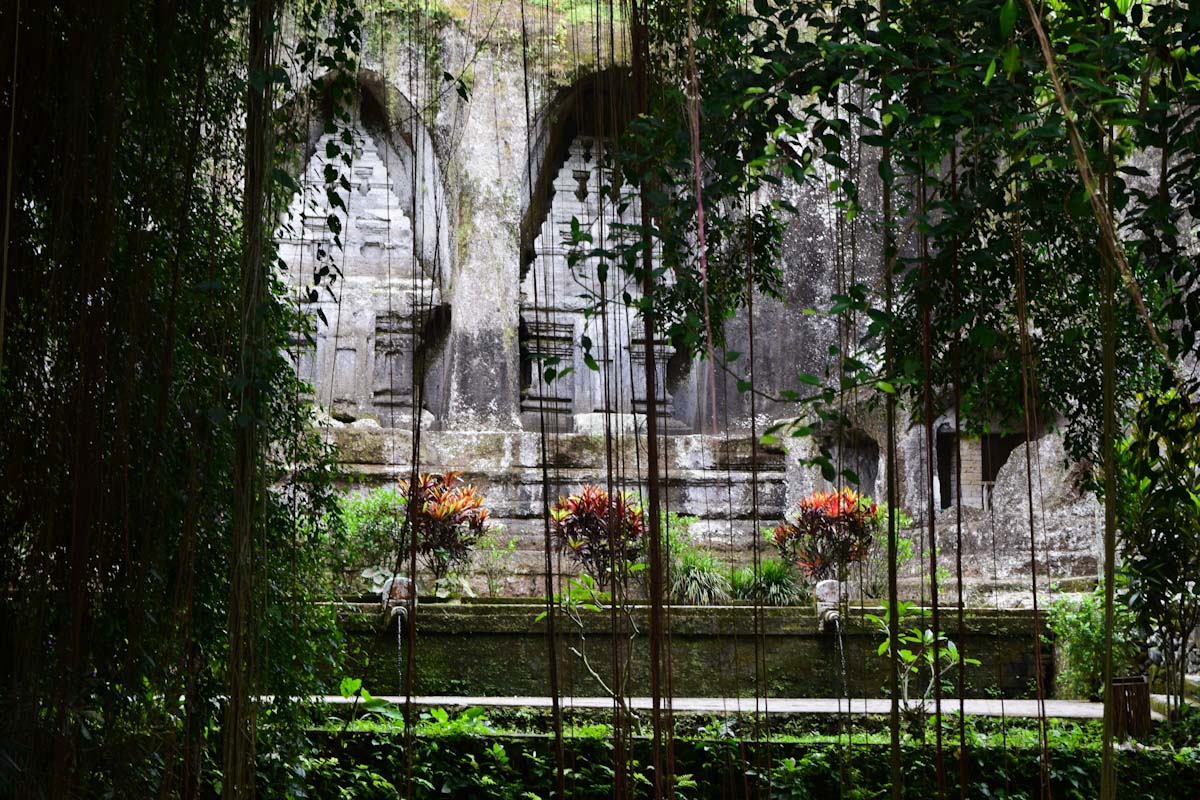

551,485,645,589
400,471,491,594
772,488,882,581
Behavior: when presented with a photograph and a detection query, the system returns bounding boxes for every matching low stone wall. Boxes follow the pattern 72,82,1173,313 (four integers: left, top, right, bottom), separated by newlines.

331,426,1101,598
341,601,1052,699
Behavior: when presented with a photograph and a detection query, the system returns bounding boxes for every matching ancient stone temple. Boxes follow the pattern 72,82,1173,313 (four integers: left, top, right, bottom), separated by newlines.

277,53,1101,597
519,134,682,432
278,118,443,426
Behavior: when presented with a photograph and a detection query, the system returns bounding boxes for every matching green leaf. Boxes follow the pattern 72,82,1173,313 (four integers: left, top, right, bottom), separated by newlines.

876,380,897,394
1002,43,1020,77
983,59,997,87
270,167,299,193
1000,0,1017,38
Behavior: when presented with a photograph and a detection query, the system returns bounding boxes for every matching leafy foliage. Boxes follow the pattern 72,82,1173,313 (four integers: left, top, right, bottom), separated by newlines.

865,601,981,735
0,0,365,794
1114,390,1200,719
730,558,809,607
401,472,492,594
341,487,412,591
551,485,646,589
282,714,1200,799
1046,584,1138,701
854,525,914,601
772,490,882,581
607,0,1200,477
475,530,519,598
662,513,731,605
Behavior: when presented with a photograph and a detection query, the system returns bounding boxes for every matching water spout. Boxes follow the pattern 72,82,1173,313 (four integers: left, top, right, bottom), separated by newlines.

381,576,414,692
819,605,842,633
815,579,847,633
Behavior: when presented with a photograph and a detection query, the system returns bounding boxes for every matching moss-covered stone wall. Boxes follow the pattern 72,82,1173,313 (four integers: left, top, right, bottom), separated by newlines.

339,602,1051,699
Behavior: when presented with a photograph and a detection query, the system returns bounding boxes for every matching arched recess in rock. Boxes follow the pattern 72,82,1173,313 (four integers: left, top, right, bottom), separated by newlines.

275,70,453,427
932,412,1035,512
518,68,693,433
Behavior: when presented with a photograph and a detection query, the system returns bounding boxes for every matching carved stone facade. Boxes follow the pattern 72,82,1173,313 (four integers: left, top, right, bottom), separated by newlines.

518,136,682,431
273,48,1102,596
278,119,441,426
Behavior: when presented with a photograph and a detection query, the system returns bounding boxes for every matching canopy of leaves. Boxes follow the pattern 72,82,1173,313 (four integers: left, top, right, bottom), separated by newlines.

619,0,1198,466
0,0,363,795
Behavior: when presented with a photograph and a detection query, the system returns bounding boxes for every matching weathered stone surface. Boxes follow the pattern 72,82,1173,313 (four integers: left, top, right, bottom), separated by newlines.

924,431,1101,582
276,23,1099,598
339,602,1051,699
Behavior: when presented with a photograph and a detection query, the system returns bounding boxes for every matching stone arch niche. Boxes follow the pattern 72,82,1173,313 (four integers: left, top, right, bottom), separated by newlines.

934,416,1030,511
518,69,691,432
276,71,452,426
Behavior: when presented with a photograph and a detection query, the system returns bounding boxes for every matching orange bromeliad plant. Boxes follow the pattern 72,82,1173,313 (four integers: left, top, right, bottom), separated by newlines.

772,488,880,581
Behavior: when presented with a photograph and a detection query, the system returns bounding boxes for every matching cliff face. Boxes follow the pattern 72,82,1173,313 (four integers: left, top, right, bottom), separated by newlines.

278,13,1100,596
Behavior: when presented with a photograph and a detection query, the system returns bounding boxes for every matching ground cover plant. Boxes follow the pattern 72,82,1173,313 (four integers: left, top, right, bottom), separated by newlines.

730,559,809,606
286,696,1200,799
663,513,731,605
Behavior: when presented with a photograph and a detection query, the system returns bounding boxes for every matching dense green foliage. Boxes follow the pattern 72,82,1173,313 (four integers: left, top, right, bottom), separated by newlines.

663,513,731,605
283,709,1200,799
0,1,361,796
730,558,809,606
341,487,412,591
1046,585,1138,701
1115,390,1200,719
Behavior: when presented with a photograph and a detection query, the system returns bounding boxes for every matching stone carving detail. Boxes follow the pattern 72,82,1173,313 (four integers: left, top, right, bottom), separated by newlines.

521,136,680,428
520,318,574,425
277,119,440,423
628,336,675,418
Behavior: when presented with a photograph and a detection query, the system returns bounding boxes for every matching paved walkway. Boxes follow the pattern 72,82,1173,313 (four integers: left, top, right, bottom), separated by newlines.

321,695,1117,719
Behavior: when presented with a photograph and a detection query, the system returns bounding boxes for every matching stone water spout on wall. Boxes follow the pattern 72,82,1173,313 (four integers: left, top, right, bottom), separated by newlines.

815,579,847,634
381,575,414,625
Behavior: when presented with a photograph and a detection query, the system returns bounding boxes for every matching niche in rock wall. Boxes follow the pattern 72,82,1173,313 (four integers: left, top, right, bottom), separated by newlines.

936,425,1027,510
519,134,690,432
275,84,444,426
518,70,697,433
518,314,574,430
821,426,881,500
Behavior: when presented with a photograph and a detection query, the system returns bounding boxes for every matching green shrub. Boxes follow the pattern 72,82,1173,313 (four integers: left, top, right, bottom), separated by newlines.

1046,584,1138,700
475,530,519,598
853,510,914,599
340,487,411,590
661,513,731,605
551,484,645,589
672,546,731,605
730,559,808,606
